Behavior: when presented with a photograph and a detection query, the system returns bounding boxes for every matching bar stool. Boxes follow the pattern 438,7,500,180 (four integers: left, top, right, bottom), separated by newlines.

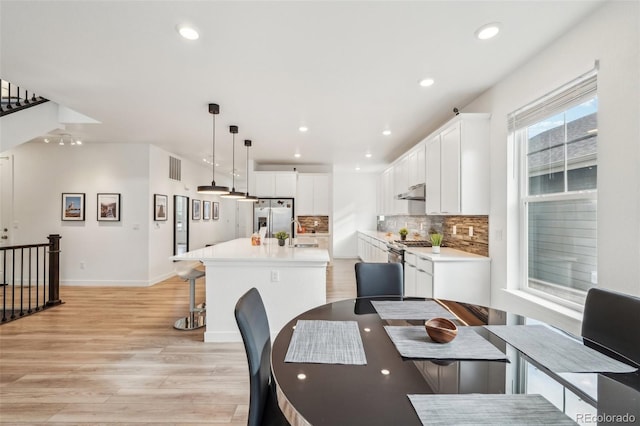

173,261,206,330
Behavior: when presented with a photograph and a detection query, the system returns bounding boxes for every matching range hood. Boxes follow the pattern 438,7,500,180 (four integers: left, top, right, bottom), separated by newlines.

397,183,425,201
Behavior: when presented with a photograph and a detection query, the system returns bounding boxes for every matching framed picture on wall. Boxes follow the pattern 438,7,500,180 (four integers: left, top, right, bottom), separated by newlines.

213,202,220,220
203,200,211,220
192,199,201,220
97,193,121,221
61,193,85,221
154,194,168,221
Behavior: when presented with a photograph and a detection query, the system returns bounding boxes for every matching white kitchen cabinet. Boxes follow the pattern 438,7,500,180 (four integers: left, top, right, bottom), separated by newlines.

253,171,297,197
415,256,434,298
296,173,330,215
425,136,441,215
440,123,461,214
407,143,426,187
404,252,417,297
357,232,389,263
424,113,490,215
381,167,394,215
393,158,409,215
410,250,490,306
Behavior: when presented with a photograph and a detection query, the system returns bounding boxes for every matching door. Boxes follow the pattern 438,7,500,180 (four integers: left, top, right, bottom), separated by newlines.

173,195,189,255
0,154,12,247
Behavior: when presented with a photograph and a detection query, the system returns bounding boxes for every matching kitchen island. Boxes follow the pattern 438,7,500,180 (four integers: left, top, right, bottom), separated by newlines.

172,238,330,342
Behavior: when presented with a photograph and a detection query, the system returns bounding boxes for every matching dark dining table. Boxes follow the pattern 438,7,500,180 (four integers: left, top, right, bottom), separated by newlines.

271,297,640,426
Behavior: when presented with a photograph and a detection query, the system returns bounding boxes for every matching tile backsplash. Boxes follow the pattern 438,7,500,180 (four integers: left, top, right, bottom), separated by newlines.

378,215,488,256
297,216,329,233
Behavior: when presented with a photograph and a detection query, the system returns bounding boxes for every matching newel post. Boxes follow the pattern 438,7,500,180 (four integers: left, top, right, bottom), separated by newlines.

46,234,62,306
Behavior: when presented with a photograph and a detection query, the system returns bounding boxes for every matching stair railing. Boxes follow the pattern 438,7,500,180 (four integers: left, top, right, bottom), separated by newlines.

1,234,62,323
1,79,49,117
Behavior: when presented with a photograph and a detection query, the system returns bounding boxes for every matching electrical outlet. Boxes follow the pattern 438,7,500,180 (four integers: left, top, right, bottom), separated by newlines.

452,225,457,235
271,270,280,282
80,262,86,270
468,226,474,237
314,220,318,227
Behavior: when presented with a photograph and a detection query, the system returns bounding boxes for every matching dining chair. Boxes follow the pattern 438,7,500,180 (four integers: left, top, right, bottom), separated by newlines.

234,288,289,426
355,262,403,297
581,287,640,367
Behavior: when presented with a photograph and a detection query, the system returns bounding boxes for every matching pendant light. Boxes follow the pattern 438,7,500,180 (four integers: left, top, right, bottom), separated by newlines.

238,139,259,203
198,103,229,195
221,125,245,199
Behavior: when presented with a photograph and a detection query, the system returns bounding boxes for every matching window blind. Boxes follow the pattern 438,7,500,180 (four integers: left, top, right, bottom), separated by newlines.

508,65,598,131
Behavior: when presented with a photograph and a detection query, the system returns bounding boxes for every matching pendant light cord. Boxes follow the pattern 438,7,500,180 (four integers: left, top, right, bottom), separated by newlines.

231,131,236,191
211,112,216,184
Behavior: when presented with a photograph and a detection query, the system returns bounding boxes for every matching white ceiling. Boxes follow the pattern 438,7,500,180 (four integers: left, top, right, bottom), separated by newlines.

1,0,604,178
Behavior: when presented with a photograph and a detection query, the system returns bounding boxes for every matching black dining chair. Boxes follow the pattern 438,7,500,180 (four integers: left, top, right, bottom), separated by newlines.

355,262,403,297
234,288,289,426
581,287,640,367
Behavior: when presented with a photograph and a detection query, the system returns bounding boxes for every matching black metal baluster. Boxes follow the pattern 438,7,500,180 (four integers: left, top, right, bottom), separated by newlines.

24,90,30,105
27,247,32,313
15,86,21,107
19,248,24,316
1,251,6,322
10,249,15,320
35,246,40,311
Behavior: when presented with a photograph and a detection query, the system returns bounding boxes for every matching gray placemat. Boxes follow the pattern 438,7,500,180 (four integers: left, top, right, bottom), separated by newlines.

384,326,507,360
371,300,458,320
408,394,577,425
484,325,637,373
284,320,367,365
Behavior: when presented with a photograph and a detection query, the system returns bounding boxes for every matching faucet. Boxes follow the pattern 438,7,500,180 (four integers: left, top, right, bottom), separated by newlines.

290,218,302,247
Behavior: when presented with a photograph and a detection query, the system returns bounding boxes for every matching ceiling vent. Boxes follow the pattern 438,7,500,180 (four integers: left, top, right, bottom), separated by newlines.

169,156,181,181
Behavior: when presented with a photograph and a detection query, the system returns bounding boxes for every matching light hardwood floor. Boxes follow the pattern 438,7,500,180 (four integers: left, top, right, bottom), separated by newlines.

0,258,358,424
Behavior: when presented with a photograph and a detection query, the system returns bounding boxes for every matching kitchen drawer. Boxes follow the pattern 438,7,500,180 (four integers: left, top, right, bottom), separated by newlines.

404,252,417,266
416,256,433,274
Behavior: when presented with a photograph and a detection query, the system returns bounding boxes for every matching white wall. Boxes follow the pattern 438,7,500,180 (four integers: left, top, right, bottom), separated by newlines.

9,142,151,285
464,0,640,333
5,141,239,286
148,145,238,284
333,170,378,258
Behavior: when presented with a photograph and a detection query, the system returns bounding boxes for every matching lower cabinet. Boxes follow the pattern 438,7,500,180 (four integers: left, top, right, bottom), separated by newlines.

416,256,434,298
405,251,490,306
357,233,388,263
404,253,417,297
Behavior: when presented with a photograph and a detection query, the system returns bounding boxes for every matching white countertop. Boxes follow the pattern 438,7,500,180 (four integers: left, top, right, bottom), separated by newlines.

405,246,490,262
171,238,330,263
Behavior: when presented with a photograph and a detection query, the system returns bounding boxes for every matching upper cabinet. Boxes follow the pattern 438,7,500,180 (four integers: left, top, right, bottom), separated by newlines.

253,171,297,198
296,173,330,215
424,114,490,215
407,143,426,188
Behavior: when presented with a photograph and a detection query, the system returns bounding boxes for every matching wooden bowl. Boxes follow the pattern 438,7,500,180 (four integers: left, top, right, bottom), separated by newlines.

425,317,458,343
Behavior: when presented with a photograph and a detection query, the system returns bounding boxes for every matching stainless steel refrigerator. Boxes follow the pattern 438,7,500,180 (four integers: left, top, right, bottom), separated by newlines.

253,198,295,238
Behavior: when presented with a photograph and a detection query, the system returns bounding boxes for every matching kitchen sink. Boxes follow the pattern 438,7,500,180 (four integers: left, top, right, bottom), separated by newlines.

293,243,319,248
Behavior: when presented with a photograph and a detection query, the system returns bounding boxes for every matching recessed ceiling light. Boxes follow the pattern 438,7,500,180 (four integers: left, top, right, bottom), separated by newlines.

475,23,501,40
294,152,301,158
365,152,372,158
355,166,361,171
76,140,82,145
382,130,391,136
177,25,199,40
419,78,435,87
298,126,308,133
44,138,50,143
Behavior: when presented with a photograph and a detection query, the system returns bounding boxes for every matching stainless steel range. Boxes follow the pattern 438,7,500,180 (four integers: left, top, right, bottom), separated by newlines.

387,240,432,264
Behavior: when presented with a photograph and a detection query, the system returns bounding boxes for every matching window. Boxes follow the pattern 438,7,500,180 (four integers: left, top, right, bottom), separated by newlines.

510,69,598,306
